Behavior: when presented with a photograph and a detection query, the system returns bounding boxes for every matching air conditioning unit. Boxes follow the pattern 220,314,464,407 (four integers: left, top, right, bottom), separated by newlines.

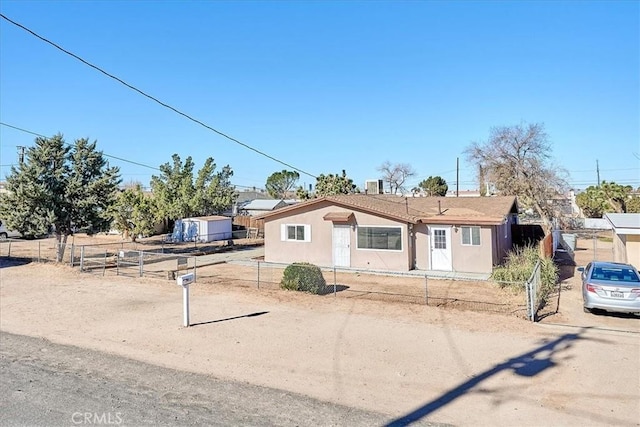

365,179,384,195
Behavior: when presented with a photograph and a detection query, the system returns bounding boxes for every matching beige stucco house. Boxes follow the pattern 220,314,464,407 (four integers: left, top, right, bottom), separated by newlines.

604,213,640,269
259,194,519,274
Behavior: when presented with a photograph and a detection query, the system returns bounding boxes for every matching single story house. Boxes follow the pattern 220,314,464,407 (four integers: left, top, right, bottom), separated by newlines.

259,194,519,274
604,213,640,269
172,216,232,243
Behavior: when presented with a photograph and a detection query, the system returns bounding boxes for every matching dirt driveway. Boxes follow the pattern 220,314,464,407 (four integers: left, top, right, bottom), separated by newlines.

540,237,640,333
1,235,639,426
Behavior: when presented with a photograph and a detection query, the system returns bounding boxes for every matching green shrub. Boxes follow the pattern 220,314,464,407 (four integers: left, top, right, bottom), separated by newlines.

539,256,559,297
280,262,326,294
492,244,558,295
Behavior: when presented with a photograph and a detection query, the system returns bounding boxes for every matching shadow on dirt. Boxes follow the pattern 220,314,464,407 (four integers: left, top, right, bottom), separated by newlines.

0,257,33,269
385,329,594,426
585,309,640,320
190,311,269,327
319,285,350,295
554,250,576,282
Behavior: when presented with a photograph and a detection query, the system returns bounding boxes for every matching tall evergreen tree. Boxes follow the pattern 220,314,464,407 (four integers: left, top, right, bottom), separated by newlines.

109,184,157,241
0,134,121,261
265,170,300,199
150,154,238,223
418,176,448,196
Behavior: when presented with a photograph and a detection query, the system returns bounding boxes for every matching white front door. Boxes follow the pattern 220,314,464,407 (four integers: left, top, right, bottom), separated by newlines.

430,226,452,271
332,225,351,267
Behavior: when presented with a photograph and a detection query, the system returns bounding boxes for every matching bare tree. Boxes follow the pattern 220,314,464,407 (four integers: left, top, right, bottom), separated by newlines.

377,161,417,194
464,122,568,230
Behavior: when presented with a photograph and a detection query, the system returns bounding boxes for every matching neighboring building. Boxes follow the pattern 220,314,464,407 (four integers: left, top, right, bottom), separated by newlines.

604,213,640,269
259,194,519,275
235,189,269,204
174,216,232,243
364,179,384,195
241,199,292,216
445,190,482,198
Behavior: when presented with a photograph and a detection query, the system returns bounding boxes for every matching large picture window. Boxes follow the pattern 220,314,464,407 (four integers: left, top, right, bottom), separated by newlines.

461,226,481,246
357,226,402,251
281,224,310,242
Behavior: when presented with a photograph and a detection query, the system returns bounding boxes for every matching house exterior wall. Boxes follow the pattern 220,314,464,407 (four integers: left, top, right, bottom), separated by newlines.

494,220,514,264
264,202,411,271
450,226,495,274
413,224,498,274
264,201,513,274
413,224,429,270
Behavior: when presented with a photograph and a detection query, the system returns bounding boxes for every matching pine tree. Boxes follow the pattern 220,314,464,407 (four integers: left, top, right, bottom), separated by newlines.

0,134,121,261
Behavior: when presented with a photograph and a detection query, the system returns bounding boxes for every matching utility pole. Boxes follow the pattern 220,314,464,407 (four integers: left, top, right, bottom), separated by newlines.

596,159,600,186
456,157,459,197
17,146,25,164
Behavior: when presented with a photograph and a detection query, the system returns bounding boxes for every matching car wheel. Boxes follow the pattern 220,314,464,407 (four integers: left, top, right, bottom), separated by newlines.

0,232,7,241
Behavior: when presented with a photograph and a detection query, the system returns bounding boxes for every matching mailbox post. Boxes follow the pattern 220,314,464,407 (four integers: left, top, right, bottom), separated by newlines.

176,273,194,327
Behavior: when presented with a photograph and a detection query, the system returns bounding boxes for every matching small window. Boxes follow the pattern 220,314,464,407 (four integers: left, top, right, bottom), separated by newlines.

461,226,481,246
281,224,310,242
357,226,402,251
433,229,447,249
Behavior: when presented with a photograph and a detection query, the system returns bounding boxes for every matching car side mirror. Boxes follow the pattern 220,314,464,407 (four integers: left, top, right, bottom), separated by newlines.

577,267,584,272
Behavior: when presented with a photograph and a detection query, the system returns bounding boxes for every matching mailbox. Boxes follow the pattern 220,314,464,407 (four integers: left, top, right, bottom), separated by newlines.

176,273,194,287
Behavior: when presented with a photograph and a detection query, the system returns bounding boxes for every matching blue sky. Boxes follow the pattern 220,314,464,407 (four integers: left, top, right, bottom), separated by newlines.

1,1,638,193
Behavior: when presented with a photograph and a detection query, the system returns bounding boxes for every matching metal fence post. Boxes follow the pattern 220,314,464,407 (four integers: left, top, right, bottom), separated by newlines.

80,246,84,272
70,243,75,267
425,275,428,305
139,251,143,277
525,279,531,321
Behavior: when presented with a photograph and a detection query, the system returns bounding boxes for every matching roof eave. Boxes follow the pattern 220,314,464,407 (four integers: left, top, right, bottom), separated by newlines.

419,216,507,226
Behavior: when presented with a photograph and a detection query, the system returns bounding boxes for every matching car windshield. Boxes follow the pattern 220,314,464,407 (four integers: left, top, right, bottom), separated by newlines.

592,266,640,282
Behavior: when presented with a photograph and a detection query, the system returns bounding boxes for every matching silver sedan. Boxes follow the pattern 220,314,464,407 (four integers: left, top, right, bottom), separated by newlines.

579,261,640,315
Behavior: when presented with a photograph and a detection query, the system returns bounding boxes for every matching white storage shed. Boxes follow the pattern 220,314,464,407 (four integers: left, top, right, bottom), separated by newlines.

182,215,232,243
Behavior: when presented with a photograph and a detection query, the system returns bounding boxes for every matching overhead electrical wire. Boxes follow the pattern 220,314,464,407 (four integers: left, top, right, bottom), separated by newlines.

0,121,161,171
0,122,266,191
0,13,317,180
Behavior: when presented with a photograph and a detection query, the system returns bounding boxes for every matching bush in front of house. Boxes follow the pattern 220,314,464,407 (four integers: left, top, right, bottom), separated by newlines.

491,244,558,295
280,262,326,294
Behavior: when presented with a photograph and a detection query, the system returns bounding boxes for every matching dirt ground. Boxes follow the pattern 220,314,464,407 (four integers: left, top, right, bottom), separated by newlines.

1,234,639,426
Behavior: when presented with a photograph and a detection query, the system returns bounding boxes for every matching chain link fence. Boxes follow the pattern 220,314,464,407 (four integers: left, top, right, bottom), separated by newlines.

0,238,85,264
195,261,529,318
2,238,534,319
563,229,615,264
78,246,198,280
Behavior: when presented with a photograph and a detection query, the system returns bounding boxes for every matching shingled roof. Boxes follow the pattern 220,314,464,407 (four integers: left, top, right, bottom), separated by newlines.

260,194,518,225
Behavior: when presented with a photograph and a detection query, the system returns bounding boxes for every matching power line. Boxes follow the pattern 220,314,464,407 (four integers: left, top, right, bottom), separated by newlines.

0,13,317,180
0,122,265,191
1,122,161,171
